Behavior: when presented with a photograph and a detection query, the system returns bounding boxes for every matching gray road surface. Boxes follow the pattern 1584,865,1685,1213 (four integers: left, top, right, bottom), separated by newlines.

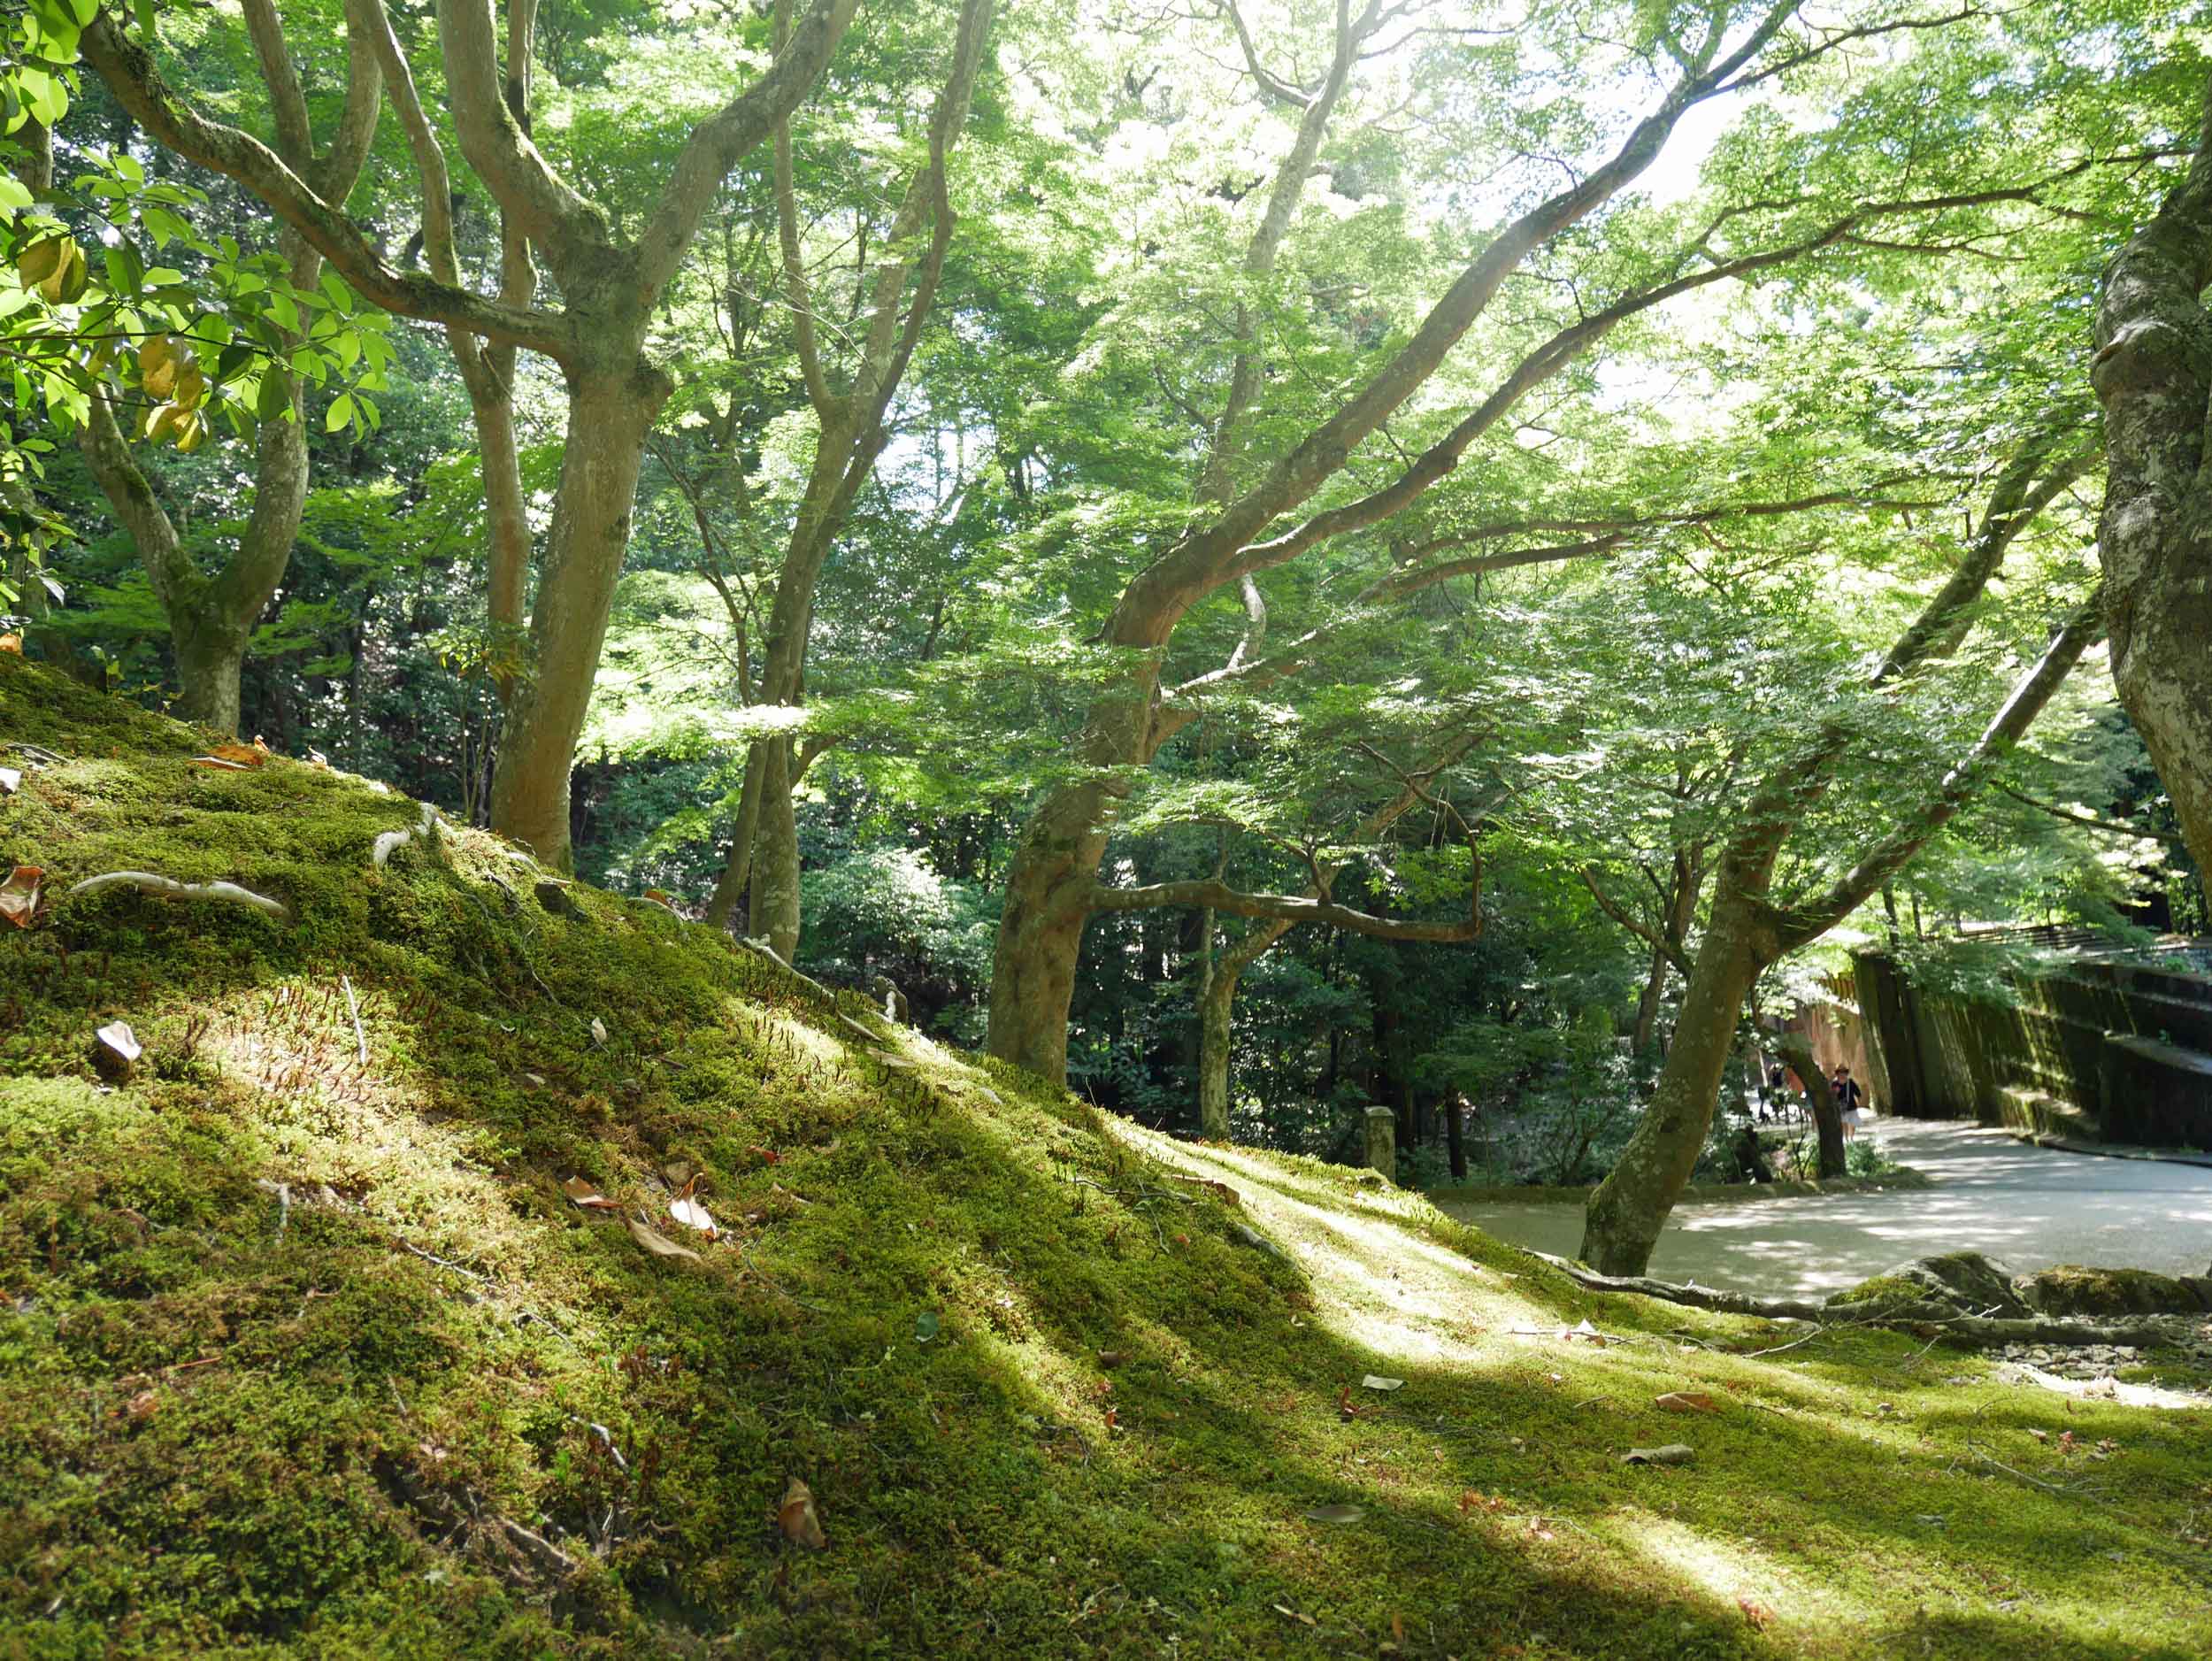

1432,1120,2212,1301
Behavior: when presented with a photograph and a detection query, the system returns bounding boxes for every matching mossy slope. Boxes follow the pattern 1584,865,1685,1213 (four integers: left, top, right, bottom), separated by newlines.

2,657,2209,1659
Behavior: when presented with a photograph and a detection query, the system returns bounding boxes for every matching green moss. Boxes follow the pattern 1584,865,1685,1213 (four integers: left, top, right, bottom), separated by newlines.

4,658,2211,1658
2020,1265,2198,1317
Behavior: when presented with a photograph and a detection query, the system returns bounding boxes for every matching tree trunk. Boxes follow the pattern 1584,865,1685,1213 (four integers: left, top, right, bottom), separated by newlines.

1580,881,1768,1274
172,616,250,734
488,371,661,867
2091,97,2212,873
749,737,802,961
986,686,1152,1080
1446,1096,1466,1179
1632,940,1667,1054
703,742,768,929
1196,958,1240,1139
1774,1030,1846,1178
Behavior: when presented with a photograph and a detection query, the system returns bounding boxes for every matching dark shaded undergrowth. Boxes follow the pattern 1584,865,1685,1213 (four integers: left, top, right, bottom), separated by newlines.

1,657,2208,1659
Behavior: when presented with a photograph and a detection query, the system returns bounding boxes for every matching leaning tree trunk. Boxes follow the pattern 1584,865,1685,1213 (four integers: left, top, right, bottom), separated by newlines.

1581,880,1769,1275
488,370,662,868
1773,1030,1845,1178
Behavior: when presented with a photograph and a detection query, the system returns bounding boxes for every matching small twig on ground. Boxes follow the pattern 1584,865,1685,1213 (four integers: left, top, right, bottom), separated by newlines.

254,1178,292,1235
342,974,367,1065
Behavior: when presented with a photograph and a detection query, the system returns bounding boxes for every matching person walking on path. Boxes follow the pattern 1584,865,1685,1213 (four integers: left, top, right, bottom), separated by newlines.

1832,1065,1866,1142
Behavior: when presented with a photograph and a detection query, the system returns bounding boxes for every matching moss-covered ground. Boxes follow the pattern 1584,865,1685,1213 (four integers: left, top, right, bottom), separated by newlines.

3,656,2210,1658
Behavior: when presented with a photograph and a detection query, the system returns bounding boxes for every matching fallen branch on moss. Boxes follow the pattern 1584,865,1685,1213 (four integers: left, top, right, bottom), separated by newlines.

1520,1250,2175,1344
66,870,294,925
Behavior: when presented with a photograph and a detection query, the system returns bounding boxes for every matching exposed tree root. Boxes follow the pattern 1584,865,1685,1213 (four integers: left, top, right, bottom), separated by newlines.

67,869,294,925
371,802,442,867
1521,1250,2176,1345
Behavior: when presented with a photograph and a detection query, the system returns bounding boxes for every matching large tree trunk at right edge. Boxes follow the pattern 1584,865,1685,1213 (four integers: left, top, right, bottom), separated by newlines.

1580,885,1767,1275
489,373,660,869
2091,93,2212,874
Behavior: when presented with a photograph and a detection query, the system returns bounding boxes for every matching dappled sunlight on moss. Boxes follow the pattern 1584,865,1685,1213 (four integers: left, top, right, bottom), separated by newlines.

4,659,2212,1657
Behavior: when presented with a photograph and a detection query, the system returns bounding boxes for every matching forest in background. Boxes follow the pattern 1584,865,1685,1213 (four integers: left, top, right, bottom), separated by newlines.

2,0,2209,1273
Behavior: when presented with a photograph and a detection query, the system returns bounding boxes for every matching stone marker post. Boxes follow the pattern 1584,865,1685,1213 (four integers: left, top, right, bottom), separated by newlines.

1364,1105,1395,1179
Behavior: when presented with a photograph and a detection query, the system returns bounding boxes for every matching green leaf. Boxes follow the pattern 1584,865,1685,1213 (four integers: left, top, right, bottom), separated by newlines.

325,393,353,433
914,1311,940,1343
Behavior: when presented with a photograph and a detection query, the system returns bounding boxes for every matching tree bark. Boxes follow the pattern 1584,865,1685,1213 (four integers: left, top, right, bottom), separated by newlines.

2090,72,2212,873
1632,940,1668,1055
1774,1029,1845,1178
748,735,802,960
488,371,660,865
1195,955,1240,1140
1582,878,1771,1275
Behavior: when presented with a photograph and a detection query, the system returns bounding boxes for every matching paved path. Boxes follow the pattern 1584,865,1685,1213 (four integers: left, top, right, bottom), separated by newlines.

1432,1119,2212,1302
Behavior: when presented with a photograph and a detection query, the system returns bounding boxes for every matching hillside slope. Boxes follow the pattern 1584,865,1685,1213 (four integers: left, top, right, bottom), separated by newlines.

1,656,2208,1659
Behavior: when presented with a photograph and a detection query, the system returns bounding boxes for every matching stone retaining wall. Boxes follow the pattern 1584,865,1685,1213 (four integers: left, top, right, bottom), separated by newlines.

1851,945,2212,1149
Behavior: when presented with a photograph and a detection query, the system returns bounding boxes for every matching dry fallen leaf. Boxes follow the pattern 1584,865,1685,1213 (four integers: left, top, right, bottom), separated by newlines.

1272,1604,1317,1627
1620,1444,1696,1466
1362,1374,1406,1393
749,1145,781,1165
562,1176,620,1212
668,1191,718,1237
779,1478,827,1549
196,742,266,769
0,633,20,654
1655,1391,1720,1414
0,865,41,927
589,1017,609,1047
1738,1596,1777,1631
1303,1503,1364,1524
626,1215,702,1264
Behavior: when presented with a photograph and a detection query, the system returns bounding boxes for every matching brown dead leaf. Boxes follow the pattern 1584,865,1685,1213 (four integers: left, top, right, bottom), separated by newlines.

0,633,20,653
199,742,266,769
124,1388,159,1422
1097,1350,1126,1368
1655,1391,1720,1414
1738,1596,1776,1631
0,865,42,927
562,1176,620,1212
626,1215,702,1264
779,1478,827,1549
749,1145,781,1165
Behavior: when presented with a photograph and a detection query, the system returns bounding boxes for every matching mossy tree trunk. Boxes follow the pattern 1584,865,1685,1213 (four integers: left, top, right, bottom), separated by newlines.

2091,75,2212,876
